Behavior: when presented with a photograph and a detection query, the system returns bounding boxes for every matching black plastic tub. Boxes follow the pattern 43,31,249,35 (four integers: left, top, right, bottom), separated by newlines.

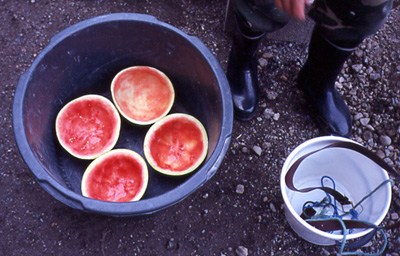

12,13,233,217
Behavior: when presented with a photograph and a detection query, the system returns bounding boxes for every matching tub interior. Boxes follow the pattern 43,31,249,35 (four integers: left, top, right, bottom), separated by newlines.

22,20,224,200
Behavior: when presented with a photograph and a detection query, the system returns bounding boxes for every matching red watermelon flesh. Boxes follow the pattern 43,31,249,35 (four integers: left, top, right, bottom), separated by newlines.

81,149,148,202
56,94,121,159
144,113,208,176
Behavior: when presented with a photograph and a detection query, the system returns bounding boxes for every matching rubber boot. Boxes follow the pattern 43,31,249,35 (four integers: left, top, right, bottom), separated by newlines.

297,29,358,138
227,14,265,121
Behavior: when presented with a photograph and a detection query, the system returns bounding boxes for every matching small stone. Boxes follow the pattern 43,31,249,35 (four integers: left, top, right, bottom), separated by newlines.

258,58,268,67
363,130,374,141
266,90,278,100
166,238,177,250
369,72,381,80
241,147,248,153
263,108,274,119
236,246,248,256
252,145,262,156
366,124,375,131
355,49,364,58
391,212,399,220
376,150,385,159
236,184,245,194
262,142,271,149
379,135,392,146
280,75,288,82
387,129,397,137
360,118,370,126
321,248,331,256
262,52,273,59
269,202,276,212
354,113,363,120
351,64,363,72
273,113,280,121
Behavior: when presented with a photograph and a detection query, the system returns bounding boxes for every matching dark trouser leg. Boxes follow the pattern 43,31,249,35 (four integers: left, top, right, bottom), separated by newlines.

298,0,393,137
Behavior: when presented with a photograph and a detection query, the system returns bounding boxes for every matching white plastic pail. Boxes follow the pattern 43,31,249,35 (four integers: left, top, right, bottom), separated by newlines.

280,136,392,245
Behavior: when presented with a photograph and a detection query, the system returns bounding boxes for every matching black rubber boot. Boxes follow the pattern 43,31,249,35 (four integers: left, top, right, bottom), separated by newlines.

298,29,358,138
227,14,265,121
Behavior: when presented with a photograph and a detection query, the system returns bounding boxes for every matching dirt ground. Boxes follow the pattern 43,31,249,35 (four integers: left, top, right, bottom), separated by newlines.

1,0,399,255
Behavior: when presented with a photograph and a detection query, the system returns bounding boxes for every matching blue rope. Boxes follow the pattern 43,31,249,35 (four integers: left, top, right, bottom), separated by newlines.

321,176,339,217
306,217,388,256
353,179,393,209
301,177,393,255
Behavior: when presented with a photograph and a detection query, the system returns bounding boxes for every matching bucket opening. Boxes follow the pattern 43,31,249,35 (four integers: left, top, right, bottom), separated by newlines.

280,136,392,246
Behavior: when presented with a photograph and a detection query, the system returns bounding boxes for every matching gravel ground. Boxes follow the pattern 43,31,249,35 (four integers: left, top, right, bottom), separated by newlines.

1,0,399,255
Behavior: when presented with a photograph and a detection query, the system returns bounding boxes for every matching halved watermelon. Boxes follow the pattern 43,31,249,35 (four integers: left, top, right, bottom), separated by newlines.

81,149,149,202
111,66,175,125
55,94,121,160
143,113,208,176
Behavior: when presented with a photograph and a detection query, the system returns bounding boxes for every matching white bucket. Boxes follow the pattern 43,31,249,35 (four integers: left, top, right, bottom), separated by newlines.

280,136,392,246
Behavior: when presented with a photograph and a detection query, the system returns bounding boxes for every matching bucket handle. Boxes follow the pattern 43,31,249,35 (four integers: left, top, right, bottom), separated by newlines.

285,141,400,249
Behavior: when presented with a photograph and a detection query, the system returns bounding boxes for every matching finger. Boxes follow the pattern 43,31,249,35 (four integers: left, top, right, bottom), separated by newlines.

279,0,291,14
293,0,306,20
274,0,283,10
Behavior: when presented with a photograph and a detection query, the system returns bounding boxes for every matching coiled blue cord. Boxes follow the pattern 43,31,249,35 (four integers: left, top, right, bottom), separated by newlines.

301,177,393,255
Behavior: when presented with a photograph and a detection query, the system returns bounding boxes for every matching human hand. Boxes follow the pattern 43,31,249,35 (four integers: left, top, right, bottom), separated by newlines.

274,0,311,21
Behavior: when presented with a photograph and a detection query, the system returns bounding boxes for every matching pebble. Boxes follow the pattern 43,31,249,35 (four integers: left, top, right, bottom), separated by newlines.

236,184,245,194
266,90,278,100
321,248,331,256
355,49,364,58
376,150,385,159
360,117,370,126
379,135,392,146
280,75,288,81
369,72,381,80
236,246,248,256
252,145,262,156
263,108,274,119
269,203,276,212
262,52,273,59
262,142,271,149
363,130,374,141
391,212,399,220
351,64,363,72
258,58,268,67
166,238,177,250
354,113,363,120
